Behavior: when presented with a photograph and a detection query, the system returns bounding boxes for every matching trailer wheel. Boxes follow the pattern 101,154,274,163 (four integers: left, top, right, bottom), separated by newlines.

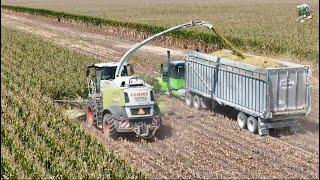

193,95,202,110
201,97,211,109
103,113,118,139
185,92,193,107
247,116,258,134
237,112,247,129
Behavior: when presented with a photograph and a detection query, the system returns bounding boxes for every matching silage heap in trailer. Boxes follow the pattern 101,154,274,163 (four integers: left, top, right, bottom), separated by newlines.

212,49,283,68
185,51,311,125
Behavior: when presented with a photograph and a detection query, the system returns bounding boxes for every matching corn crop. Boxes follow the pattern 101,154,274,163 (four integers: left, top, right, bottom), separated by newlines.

1,0,319,62
1,27,146,179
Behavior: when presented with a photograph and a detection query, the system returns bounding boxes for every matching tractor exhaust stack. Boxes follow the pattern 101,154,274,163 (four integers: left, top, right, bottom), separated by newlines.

167,50,171,65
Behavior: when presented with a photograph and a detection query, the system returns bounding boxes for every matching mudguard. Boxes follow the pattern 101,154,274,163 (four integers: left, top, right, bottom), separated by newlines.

103,105,128,119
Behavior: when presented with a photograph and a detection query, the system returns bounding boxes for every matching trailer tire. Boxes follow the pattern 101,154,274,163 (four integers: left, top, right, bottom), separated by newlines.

193,95,202,110
185,92,193,107
247,116,258,134
201,97,211,109
103,113,118,139
237,112,247,129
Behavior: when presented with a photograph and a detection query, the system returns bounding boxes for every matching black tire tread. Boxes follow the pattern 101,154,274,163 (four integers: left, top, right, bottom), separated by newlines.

104,113,118,138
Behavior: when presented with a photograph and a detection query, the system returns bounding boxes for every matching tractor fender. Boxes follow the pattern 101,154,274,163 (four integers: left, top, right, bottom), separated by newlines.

103,105,128,120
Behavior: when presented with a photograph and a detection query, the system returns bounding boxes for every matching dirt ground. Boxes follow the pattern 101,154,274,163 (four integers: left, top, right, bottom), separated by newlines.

2,10,319,179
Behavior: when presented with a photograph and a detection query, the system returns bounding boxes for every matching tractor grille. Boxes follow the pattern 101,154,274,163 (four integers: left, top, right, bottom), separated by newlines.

130,107,151,115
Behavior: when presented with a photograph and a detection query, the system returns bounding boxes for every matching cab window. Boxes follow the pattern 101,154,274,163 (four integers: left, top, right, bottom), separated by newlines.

170,64,185,78
101,66,128,80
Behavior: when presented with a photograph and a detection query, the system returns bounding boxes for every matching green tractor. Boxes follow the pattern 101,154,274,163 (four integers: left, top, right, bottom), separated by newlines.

156,51,186,98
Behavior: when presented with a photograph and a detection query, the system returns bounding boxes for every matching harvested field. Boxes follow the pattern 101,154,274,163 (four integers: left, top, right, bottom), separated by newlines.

1,10,319,179
2,0,319,61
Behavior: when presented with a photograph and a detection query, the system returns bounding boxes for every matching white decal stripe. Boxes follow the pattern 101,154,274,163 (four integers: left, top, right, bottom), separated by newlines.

120,120,131,128
152,118,158,126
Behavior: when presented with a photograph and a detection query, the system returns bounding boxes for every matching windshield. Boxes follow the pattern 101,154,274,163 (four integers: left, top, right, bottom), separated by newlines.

101,66,128,80
171,64,185,78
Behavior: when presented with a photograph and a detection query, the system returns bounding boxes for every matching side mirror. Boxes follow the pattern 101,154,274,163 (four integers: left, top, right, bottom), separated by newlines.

85,68,90,77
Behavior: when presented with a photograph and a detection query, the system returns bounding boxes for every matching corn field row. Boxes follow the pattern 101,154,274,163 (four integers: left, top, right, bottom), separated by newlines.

1,27,146,179
2,4,318,61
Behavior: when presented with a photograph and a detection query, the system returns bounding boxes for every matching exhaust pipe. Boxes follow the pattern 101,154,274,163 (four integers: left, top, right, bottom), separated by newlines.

167,50,171,65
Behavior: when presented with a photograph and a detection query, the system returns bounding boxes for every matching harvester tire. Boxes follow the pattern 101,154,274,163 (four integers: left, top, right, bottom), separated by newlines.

86,101,94,127
103,113,118,139
185,92,193,107
193,95,202,110
247,116,258,134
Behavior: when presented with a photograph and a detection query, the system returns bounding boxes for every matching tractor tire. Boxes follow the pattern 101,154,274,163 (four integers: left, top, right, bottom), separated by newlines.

247,116,258,134
185,92,193,107
237,112,247,129
86,100,94,127
193,95,202,110
103,113,118,139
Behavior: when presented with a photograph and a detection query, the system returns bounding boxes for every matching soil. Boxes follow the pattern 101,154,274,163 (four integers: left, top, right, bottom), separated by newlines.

2,10,319,179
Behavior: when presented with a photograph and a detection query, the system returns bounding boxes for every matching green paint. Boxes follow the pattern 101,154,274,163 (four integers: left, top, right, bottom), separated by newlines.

156,76,169,92
171,89,182,97
156,76,185,98
103,87,125,109
157,101,174,115
169,78,185,90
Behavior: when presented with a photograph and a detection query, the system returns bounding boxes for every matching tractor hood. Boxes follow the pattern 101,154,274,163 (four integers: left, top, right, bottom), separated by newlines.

103,76,150,87
124,86,154,106
100,76,152,91
115,76,146,87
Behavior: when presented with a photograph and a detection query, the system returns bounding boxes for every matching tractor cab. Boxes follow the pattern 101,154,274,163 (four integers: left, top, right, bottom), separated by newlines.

162,60,185,79
86,62,134,93
157,51,186,96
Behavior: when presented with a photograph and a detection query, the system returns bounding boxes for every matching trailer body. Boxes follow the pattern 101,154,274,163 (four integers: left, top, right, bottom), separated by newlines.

185,51,311,134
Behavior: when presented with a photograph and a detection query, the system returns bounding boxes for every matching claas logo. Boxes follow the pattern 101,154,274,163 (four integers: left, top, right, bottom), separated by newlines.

130,92,148,97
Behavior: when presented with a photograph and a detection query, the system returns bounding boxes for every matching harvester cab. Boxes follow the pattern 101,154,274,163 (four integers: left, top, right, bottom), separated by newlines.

86,62,134,93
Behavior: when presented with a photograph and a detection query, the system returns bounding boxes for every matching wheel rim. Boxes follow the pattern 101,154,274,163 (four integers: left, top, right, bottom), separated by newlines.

193,96,201,109
103,121,109,136
86,107,93,126
237,112,247,129
186,94,192,106
247,117,257,133
238,116,245,126
248,119,253,131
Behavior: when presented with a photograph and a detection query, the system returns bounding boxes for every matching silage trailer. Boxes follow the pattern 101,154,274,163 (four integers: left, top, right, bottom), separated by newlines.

158,51,312,135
